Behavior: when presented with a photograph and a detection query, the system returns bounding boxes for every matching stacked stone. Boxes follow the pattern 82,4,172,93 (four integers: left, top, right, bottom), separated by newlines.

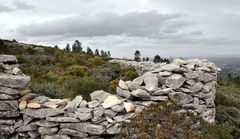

0,55,219,138
17,90,133,138
113,58,219,123
0,55,30,138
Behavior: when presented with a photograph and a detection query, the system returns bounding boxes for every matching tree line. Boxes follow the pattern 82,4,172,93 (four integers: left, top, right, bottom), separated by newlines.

56,40,111,57
134,50,170,63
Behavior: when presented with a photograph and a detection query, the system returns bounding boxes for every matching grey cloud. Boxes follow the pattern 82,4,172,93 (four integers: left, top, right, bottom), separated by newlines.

0,4,13,13
13,0,33,10
17,11,192,38
0,0,33,13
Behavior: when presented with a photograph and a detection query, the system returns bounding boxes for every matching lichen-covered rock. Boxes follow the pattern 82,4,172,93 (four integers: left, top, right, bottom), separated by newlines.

46,117,80,123
60,123,106,135
38,127,58,135
0,100,18,111
131,89,151,99
0,75,30,88
116,87,131,99
165,74,186,89
58,128,88,138
90,90,110,103
20,108,64,118
142,72,158,92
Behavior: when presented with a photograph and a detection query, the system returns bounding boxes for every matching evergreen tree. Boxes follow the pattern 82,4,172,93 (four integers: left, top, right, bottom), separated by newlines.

95,49,99,55
54,45,59,49
86,47,93,55
134,50,141,62
107,51,111,57
65,44,71,52
146,57,150,61
153,55,161,63
104,51,108,57
100,50,105,56
142,57,146,62
72,40,82,52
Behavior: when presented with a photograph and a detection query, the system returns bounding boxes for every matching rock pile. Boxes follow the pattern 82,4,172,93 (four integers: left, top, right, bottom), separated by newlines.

0,55,30,138
0,55,219,138
111,58,219,123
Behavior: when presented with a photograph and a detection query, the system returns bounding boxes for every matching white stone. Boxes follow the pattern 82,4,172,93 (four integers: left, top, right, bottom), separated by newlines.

123,102,136,112
102,95,122,109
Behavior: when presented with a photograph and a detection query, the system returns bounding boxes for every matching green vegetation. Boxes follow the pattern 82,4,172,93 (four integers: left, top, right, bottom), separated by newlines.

0,39,139,99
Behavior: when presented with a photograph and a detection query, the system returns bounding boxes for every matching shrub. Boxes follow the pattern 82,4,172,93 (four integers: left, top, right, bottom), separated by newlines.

60,76,109,100
118,101,212,139
65,65,87,77
29,82,63,99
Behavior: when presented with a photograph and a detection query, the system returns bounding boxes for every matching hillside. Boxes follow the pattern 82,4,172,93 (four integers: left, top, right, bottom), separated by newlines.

0,39,139,100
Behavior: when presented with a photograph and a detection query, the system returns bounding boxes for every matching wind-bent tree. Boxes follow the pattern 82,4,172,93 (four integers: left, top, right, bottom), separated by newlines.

134,50,141,62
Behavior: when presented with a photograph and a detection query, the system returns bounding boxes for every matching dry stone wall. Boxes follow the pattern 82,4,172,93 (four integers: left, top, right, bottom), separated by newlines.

0,55,219,139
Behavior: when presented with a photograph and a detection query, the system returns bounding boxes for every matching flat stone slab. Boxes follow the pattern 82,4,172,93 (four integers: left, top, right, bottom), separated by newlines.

0,100,18,111
60,123,105,135
0,110,19,118
0,55,17,63
20,108,64,118
0,86,19,95
0,75,30,88
46,117,80,123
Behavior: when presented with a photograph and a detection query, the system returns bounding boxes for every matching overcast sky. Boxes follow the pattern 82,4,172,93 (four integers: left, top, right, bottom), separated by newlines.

0,0,240,58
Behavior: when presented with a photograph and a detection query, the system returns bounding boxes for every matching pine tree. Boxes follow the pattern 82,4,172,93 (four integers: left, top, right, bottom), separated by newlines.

107,51,111,57
95,49,99,55
142,57,146,62
146,57,150,61
153,55,161,63
100,50,105,56
86,47,93,55
72,40,82,52
65,44,71,52
134,50,141,62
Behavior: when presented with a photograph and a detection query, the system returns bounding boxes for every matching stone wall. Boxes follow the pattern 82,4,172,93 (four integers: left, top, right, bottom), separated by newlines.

0,55,30,138
0,55,219,139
